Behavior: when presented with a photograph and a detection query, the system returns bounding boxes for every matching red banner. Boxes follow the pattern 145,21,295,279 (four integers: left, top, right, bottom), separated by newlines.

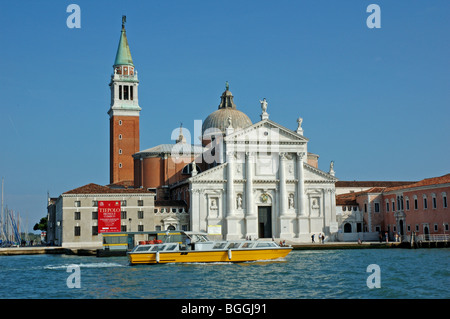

98,201,121,233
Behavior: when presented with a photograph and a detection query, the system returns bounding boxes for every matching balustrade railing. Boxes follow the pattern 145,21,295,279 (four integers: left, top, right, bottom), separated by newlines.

402,234,449,243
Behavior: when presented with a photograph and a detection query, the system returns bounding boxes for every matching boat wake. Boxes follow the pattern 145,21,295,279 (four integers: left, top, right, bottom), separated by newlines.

243,257,287,264
44,262,126,270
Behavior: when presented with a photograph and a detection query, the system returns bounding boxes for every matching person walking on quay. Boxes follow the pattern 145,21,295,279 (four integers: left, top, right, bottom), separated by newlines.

385,231,389,243
318,233,325,243
311,234,315,243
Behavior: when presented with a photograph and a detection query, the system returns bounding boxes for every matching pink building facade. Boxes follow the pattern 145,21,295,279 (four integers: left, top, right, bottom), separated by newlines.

336,174,449,241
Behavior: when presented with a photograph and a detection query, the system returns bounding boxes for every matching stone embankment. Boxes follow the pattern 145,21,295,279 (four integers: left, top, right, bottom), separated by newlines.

289,241,401,250
0,246,98,256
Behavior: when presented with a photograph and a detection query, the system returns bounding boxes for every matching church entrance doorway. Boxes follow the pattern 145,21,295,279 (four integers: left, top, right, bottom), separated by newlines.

258,206,272,238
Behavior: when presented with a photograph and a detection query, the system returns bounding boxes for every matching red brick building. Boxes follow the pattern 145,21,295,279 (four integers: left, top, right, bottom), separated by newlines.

132,134,205,204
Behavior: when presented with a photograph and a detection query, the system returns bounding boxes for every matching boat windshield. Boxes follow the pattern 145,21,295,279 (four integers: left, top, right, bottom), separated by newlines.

189,234,209,242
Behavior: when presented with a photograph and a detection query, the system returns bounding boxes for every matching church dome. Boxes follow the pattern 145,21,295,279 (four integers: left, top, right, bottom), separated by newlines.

202,84,252,138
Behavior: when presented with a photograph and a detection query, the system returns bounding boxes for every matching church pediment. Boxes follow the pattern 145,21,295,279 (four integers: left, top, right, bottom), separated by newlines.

304,163,338,183
189,162,227,183
225,119,309,145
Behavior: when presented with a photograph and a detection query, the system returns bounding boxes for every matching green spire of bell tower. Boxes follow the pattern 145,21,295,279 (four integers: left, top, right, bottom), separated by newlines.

114,15,134,67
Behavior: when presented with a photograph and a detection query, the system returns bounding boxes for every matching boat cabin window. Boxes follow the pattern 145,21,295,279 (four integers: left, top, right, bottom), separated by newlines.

256,242,277,248
157,232,185,244
213,242,227,249
190,234,209,242
227,243,240,249
151,245,166,251
135,246,152,252
241,242,254,248
165,244,177,251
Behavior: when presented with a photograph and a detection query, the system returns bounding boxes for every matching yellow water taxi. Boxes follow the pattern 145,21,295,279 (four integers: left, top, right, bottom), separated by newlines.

127,231,292,265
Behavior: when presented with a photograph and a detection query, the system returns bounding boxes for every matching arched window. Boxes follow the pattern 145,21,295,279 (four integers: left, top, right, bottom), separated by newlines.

344,223,352,233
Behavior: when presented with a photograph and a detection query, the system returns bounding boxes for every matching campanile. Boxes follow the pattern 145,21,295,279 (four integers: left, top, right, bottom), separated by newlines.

108,16,141,185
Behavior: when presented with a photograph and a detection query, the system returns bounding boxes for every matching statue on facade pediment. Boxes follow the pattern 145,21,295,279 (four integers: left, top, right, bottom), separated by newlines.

260,98,268,112
227,116,233,128
260,98,269,120
329,160,335,176
296,117,303,135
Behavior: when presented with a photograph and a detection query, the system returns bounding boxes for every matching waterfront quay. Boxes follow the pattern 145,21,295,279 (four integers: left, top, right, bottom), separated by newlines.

289,235,450,249
0,246,99,256
2,235,448,256
0,241,416,257
290,241,401,250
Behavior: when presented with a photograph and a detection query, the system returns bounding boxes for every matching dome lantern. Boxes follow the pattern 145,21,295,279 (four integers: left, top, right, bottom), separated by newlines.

201,83,252,144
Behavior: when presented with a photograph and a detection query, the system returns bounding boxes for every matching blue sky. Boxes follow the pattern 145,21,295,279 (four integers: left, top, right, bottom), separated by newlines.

0,1,449,232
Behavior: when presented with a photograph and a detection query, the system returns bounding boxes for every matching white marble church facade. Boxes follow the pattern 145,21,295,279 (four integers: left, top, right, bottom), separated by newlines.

188,102,338,242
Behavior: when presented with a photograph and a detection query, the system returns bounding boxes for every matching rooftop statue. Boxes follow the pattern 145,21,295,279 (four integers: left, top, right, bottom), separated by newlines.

260,98,269,120
260,98,268,113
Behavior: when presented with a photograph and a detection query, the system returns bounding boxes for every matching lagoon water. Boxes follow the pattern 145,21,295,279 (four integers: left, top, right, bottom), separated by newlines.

0,248,448,299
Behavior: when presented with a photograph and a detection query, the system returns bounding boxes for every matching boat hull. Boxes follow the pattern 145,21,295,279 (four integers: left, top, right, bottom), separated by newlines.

128,248,292,265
